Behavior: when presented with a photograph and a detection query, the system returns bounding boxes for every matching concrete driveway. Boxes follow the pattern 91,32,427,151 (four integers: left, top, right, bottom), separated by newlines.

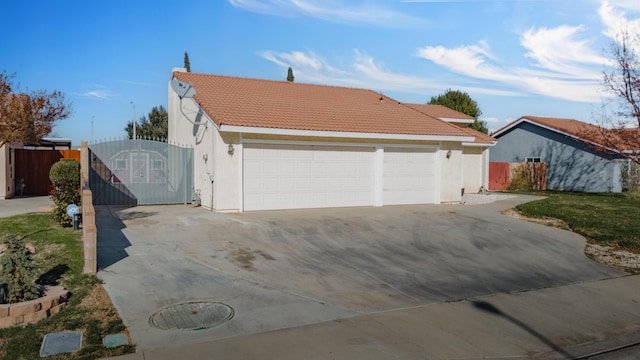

97,195,623,350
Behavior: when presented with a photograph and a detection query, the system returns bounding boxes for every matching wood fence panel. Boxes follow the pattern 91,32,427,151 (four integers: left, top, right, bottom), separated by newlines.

14,149,81,196
489,162,510,190
529,162,547,190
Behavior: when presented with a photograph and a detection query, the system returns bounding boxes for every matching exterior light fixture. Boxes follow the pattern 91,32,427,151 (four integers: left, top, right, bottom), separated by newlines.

228,144,235,156
446,150,452,159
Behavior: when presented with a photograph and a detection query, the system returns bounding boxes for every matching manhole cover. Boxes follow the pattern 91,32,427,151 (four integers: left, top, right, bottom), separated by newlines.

149,301,234,330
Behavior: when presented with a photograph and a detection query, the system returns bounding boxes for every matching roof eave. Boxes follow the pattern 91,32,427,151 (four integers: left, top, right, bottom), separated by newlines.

463,141,497,147
219,125,475,142
442,117,474,124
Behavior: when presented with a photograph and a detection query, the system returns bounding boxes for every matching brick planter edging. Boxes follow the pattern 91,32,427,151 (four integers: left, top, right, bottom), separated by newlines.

0,286,68,327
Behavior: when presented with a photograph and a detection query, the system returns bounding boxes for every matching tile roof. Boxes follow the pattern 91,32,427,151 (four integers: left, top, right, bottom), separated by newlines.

493,115,638,151
172,72,471,139
406,104,475,121
458,126,497,145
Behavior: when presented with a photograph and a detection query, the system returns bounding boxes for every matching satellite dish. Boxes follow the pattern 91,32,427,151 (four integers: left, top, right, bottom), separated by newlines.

170,79,196,99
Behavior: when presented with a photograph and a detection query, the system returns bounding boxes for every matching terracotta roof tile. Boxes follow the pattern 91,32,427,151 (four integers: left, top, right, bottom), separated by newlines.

457,126,496,144
406,104,475,121
494,115,638,151
172,72,470,138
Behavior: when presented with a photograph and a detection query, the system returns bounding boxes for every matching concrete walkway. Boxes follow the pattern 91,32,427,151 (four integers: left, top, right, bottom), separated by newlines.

0,196,53,217
108,274,640,359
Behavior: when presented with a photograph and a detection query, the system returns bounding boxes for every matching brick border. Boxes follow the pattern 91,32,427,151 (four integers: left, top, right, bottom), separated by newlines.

0,286,68,327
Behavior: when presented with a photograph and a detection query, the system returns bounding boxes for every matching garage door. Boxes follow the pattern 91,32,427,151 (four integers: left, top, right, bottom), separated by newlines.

383,147,437,205
243,144,375,211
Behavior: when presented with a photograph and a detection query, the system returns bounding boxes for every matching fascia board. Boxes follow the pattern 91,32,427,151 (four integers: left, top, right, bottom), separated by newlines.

219,125,475,142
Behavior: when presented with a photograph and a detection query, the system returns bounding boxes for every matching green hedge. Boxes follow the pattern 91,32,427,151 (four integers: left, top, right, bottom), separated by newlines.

49,159,80,227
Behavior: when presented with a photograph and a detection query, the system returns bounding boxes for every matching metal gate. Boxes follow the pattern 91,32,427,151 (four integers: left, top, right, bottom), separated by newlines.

89,139,193,205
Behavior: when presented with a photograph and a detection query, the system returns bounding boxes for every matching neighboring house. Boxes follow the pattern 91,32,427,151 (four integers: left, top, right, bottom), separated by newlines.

168,69,495,212
491,116,630,193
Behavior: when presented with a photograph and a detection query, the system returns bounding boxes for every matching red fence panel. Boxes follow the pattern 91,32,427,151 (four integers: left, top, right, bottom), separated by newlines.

489,162,510,190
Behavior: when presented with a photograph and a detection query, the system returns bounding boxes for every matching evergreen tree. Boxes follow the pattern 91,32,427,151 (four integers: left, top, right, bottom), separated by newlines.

287,67,294,82
184,52,191,72
125,105,168,139
0,234,39,303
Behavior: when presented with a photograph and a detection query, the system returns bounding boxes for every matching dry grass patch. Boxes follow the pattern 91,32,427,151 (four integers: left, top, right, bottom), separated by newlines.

503,207,640,274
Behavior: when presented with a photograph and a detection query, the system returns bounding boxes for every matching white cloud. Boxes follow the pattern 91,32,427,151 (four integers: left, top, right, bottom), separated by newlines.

480,117,499,123
521,25,611,77
78,87,115,100
229,0,425,27
261,49,520,97
416,23,609,103
599,0,640,51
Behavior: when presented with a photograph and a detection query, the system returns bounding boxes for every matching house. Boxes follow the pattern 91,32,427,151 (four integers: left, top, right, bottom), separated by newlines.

168,69,495,212
490,116,631,193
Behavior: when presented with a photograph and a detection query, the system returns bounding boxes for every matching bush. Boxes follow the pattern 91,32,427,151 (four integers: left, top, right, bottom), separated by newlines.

0,234,39,303
49,159,80,227
508,164,534,191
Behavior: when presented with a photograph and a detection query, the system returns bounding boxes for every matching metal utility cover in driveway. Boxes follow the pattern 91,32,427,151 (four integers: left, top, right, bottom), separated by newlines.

40,331,82,357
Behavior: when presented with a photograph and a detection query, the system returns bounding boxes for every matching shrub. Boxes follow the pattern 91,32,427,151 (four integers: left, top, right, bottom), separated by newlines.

0,234,40,303
49,159,80,227
508,164,534,191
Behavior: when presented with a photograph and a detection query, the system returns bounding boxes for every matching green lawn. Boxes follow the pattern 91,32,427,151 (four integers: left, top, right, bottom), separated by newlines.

0,214,134,360
514,191,640,250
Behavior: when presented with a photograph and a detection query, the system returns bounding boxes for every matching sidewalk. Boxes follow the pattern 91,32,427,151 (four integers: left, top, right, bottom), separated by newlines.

0,196,53,217
108,274,640,360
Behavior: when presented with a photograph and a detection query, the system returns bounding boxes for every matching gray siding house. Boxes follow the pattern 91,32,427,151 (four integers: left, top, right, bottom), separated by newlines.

491,116,629,193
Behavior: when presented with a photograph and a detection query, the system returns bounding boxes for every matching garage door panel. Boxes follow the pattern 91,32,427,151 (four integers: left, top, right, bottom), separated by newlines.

244,144,375,211
383,148,437,205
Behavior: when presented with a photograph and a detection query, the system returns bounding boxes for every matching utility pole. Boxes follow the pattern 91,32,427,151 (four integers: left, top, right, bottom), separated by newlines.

91,115,94,143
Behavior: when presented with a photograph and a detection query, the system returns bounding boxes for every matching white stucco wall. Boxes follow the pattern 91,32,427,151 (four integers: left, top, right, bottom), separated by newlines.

439,142,464,203
0,145,14,199
168,79,214,209
462,147,485,194
212,131,241,212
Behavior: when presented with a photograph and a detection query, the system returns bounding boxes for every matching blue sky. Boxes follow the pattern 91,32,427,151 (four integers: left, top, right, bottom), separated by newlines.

2,0,639,145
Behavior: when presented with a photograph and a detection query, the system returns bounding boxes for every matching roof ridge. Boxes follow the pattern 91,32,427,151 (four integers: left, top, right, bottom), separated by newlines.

171,71,386,94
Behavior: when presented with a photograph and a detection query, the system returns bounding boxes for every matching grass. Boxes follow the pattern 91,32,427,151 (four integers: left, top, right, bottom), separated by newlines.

512,191,640,251
0,213,135,360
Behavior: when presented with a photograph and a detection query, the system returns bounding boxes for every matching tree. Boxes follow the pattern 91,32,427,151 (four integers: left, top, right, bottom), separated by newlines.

429,89,488,134
184,52,191,72
0,234,39,303
588,30,640,165
287,67,295,82
0,71,72,147
125,105,168,139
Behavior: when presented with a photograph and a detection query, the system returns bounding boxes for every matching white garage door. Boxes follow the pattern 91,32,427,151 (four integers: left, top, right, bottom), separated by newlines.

243,144,375,211
383,147,437,205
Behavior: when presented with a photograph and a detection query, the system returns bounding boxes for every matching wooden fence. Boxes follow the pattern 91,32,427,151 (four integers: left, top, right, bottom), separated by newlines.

14,149,81,196
489,162,547,191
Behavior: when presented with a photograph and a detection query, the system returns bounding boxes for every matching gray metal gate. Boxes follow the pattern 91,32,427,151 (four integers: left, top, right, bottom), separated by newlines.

89,139,193,205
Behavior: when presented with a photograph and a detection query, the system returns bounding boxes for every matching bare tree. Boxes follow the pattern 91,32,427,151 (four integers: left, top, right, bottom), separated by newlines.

584,31,640,165
0,71,71,147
